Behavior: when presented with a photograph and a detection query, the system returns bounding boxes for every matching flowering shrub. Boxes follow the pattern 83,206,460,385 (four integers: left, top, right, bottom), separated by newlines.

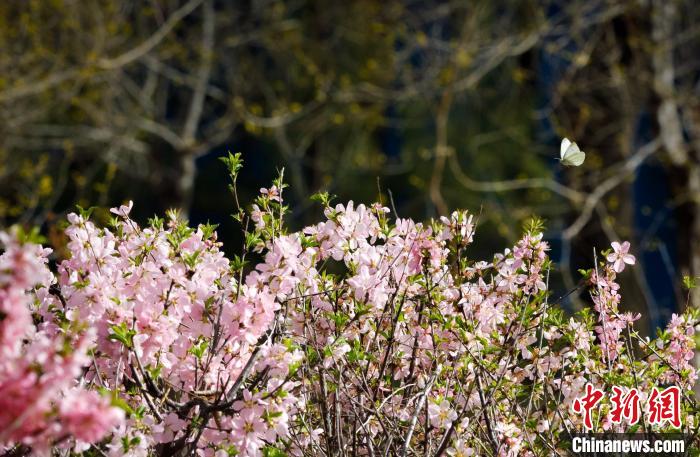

1,154,699,456
36,201,301,456
0,230,123,454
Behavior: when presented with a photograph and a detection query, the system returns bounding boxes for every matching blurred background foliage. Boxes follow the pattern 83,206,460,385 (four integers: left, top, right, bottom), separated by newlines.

2,0,700,333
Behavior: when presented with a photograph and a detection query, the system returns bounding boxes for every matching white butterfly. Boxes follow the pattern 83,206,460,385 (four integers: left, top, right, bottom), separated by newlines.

559,138,585,167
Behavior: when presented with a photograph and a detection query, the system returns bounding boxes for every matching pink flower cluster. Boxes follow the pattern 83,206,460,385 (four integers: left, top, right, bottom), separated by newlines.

276,195,697,455
2,175,699,456
658,313,696,386
32,203,302,456
284,202,563,455
590,244,639,362
0,231,123,454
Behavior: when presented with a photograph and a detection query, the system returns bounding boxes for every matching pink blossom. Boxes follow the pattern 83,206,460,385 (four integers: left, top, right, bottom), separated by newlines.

0,184,694,455
606,241,636,273
428,400,457,429
59,389,124,444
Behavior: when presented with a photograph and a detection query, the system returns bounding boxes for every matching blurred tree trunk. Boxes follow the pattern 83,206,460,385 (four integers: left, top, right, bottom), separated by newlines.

652,0,700,310
177,151,198,218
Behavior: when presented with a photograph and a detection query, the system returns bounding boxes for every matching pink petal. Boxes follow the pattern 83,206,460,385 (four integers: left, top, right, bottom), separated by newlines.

613,259,625,273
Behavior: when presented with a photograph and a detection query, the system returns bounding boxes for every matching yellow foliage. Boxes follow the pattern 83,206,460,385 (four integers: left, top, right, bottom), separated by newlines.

37,175,53,197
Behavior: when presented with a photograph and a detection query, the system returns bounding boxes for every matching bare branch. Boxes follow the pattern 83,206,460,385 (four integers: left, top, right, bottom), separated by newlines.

99,0,205,71
563,139,660,240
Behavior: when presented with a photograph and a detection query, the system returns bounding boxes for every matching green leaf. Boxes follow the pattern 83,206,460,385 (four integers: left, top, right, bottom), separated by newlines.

683,275,698,290
188,339,209,360
12,225,47,245
262,447,287,457
310,191,336,207
108,322,136,348
200,222,219,241
220,152,244,177
76,204,96,220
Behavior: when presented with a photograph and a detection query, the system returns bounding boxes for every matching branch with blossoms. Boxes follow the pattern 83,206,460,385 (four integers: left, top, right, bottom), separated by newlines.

0,228,123,455
1,155,700,456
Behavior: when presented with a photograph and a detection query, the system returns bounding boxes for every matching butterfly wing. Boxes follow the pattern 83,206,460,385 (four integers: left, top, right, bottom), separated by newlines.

561,141,585,166
560,138,572,159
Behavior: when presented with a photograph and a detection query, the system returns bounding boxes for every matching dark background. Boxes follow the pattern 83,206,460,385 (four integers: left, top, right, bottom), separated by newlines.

1,0,699,334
